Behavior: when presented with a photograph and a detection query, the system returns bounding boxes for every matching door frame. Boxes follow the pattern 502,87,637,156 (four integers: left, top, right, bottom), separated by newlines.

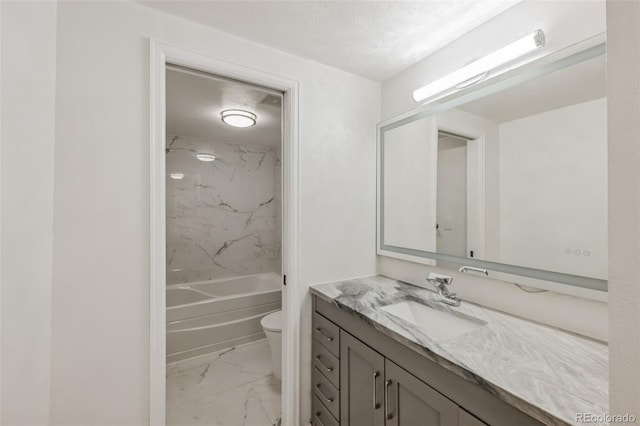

149,40,300,425
434,119,486,260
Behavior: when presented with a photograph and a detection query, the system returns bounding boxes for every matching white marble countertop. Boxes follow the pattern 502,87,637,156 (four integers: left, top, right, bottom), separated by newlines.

310,275,608,426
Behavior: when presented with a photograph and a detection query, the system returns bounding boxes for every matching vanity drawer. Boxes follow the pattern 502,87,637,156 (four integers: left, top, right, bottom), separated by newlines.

313,340,340,388
313,366,340,420
313,312,340,356
313,394,339,426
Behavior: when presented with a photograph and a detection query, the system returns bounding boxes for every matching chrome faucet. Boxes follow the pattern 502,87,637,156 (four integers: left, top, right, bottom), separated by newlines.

426,272,461,307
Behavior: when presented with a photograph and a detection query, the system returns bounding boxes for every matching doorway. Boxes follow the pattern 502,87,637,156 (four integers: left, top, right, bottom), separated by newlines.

164,65,283,425
436,131,469,259
150,41,300,426
433,122,486,268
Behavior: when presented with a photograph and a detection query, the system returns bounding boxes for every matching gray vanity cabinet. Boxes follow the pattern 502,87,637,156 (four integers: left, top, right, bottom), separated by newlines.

385,359,459,426
340,330,462,426
459,410,489,426
340,331,385,426
313,295,543,426
312,311,341,426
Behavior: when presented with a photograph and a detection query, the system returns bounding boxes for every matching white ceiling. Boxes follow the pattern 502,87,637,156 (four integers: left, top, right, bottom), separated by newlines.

139,0,519,81
459,54,606,123
166,67,282,147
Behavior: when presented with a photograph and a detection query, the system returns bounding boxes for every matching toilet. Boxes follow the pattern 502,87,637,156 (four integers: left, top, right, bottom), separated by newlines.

260,310,282,381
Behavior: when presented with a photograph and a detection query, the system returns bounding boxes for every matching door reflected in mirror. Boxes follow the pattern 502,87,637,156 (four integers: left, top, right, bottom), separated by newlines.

436,132,469,265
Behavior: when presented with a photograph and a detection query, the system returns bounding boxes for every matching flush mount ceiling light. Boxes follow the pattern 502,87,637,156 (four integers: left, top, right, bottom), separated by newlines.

220,109,257,128
169,173,185,180
413,29,546,104
195,153,216,162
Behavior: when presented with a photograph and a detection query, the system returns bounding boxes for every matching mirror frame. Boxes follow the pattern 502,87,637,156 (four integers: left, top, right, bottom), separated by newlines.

377,38,607,292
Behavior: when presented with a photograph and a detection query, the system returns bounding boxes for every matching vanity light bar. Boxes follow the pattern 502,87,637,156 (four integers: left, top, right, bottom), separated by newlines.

412,29,546,104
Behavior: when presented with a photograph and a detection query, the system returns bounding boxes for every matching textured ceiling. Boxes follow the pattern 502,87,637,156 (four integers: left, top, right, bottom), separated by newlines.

139,0,519,81
167,67,282,147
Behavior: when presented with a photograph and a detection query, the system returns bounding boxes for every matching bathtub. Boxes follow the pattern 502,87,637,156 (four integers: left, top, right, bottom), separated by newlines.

166,272,282,363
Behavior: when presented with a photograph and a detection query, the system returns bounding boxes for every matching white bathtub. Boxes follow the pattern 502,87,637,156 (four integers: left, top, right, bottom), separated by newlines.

166,272,282,363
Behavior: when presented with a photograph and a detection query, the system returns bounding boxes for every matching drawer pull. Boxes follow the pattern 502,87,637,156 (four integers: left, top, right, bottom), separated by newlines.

315,383,334,403
385,379,393,420
315,355,334,372
373,371,380,409
314,411,327,426
315,327,334,342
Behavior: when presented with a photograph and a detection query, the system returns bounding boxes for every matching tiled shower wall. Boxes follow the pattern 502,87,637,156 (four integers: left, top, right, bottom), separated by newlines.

166,135,281,285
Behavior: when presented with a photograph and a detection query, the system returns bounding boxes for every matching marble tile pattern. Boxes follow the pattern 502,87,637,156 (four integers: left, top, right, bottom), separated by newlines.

166,135,281,285
167,339,281,426
311,276,609,426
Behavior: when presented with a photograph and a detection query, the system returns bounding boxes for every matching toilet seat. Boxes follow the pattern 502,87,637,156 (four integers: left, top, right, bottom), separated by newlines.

261,310,282,333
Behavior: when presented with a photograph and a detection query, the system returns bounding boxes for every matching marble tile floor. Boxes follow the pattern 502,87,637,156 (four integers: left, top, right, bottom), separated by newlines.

167,339,281,426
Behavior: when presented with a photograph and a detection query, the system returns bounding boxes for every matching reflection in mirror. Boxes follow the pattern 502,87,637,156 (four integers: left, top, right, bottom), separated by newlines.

378,44,607,289
383,117,437,254
436,131,470,265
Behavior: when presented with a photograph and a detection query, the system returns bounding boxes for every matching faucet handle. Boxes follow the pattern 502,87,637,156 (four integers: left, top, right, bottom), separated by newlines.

441,292,461,307
426,272,452,285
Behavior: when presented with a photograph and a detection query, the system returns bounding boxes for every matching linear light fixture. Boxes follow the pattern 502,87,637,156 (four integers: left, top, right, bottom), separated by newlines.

413,29,546,104
220,109,257,128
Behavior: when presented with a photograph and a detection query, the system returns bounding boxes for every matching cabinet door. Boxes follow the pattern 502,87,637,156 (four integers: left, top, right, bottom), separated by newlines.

384,360,459,426
340,331,385,426
459,409,488,426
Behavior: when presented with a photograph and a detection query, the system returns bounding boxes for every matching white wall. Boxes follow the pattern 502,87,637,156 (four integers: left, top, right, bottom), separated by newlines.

607,0,640,419
50,2,379,424
383,117,437,252
499,98,608,279
379,0,609,342
0,1,57,424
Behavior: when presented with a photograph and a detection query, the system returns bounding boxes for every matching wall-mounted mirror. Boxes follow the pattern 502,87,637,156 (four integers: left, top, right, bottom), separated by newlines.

377,39,607,291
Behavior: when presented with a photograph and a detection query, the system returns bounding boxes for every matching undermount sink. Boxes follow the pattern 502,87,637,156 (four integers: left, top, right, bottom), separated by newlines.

381,301,486,340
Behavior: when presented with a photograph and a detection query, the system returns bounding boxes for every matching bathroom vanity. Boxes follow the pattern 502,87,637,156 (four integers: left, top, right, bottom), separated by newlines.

310,26,610,426
310,276,608,426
